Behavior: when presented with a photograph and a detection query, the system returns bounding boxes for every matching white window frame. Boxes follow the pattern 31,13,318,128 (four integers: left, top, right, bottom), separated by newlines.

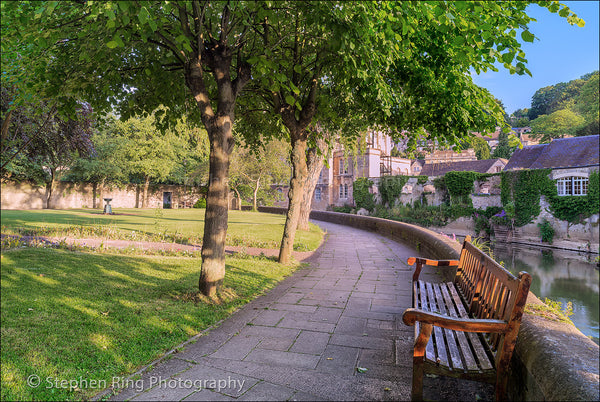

556,176,588,196
315,187,322,201
339,184,348,199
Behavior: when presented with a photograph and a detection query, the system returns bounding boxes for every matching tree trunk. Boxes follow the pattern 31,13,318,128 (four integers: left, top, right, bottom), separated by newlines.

279,130,308,264
253,176,260,211
233,187,242,210
92,182,98,209
199,120,233,296
142,176,150,208
44,168,56,209
298,139,328,231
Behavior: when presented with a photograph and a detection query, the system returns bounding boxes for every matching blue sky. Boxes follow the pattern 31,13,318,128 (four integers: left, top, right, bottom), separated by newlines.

471,1,600,115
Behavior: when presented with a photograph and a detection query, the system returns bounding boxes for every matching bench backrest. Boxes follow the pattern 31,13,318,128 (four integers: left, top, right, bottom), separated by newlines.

454,239,531,366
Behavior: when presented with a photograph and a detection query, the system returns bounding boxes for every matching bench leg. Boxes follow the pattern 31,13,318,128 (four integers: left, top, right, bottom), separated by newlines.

411,323,432,401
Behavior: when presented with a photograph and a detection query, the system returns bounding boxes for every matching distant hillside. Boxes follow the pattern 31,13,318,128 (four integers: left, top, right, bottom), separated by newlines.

527,71,599,140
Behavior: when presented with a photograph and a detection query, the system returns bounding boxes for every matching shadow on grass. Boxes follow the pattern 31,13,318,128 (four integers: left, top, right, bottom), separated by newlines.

0,248,285,401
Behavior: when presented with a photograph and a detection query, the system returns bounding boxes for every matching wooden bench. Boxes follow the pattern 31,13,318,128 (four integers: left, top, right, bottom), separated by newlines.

402,236,531,401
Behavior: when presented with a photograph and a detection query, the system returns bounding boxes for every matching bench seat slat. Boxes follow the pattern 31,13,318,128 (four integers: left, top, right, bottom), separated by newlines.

416,280,435,361
432,283,464,371
440,284,479,371
448,284,494,371
425,282,450,368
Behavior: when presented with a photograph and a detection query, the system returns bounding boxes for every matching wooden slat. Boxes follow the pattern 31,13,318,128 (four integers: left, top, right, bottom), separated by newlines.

417,281,435,361
440,284,479,371
464,243,520,292
448,285,494,371
433,283,464,371
425,282,449,367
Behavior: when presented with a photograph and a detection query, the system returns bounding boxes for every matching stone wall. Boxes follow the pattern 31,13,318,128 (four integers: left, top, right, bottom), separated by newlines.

255,207,599,401
1,181,204,210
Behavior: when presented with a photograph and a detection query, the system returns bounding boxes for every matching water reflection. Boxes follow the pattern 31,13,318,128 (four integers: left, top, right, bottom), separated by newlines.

491,243,599,345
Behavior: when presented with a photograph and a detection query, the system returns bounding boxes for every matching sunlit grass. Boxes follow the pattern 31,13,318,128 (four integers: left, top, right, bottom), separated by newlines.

0,247,300,401
0,208,323,251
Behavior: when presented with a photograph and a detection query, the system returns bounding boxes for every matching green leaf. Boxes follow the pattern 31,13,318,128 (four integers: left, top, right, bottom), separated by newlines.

138,7,150,25
293,64,302,74
106,41,119,49
520,30,535,43
285,95,296,106
356,367,368,373
501,52,514,64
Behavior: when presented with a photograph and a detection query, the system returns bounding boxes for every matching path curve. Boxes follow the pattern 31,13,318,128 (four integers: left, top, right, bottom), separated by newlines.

98,220,492,401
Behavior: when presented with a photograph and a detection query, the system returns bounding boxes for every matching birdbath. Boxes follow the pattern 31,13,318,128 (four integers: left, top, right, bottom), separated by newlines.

103,198,113,215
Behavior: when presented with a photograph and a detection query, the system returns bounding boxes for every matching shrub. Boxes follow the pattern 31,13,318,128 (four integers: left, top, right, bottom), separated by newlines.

538,219,555,243
193,198,206,208
353,178,375,211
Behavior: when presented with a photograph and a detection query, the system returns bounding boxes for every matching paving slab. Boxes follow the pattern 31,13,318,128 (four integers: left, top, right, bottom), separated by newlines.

105,220,494,401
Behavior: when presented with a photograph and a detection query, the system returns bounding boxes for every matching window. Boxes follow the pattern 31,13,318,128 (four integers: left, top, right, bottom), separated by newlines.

339,158,348,174
556,176,588,196
315,187,322,201
339,184,348,199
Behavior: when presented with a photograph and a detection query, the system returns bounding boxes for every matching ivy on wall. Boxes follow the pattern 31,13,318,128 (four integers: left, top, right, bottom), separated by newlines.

500,169,600,226
542,169,599,223
353,178,375,211
444,171,481,207
378,175,408,206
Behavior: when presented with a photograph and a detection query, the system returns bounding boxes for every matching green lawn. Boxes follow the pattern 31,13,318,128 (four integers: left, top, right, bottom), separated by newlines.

0,209,323,400
0,208,323,251
0,248,301,401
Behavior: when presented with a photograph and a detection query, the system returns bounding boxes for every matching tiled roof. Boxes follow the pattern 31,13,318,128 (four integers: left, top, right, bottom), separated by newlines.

505,135,599,171
420,159,505,177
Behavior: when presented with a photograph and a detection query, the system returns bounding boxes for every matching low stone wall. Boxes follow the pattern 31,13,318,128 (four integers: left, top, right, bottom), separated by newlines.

1,181,203,210
256,206,599,401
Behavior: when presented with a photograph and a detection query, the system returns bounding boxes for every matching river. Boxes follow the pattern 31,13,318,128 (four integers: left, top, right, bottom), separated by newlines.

491,243,599,345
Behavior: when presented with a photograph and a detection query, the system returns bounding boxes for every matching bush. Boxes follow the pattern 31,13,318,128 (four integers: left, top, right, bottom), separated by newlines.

193,198,206,208
332,205,353,214
538,219,555,243
353,178,375,211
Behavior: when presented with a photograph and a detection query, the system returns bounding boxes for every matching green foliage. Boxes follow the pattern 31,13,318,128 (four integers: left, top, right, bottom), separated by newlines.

501,169,599,226
528,71,599,138
332,205,353,214
378,175,408,207
500,170,550,227
444,171,479,208
492,130,516,159
538,219,555,243
530,109,585,143
541,170,600,223
417,176,428,185
193,198,206,209
353,178,375,212
444,171,480,197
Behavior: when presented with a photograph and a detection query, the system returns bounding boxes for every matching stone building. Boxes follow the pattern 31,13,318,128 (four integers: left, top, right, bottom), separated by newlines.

504,134,600,195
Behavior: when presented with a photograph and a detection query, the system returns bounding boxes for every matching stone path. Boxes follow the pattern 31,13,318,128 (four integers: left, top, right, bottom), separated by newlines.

104,220,492,401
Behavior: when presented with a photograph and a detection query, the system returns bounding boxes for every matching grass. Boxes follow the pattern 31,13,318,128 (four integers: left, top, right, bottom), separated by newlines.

0,209,323,400
1,247,301,401
0,208,323,251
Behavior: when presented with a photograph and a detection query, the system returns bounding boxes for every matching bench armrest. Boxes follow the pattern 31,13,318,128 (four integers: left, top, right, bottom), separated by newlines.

407,257,460,281
402,308,509,333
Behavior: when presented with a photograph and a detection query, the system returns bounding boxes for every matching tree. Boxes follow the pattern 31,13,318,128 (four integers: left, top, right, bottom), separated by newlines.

1,86,94,207
530,109,585,143
1,1,280,296
66,127,130,208
1,1,584,292
108,111,189,208
471,137,492,160
240,1,584,264
492,131,516,159
230,138,290,211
